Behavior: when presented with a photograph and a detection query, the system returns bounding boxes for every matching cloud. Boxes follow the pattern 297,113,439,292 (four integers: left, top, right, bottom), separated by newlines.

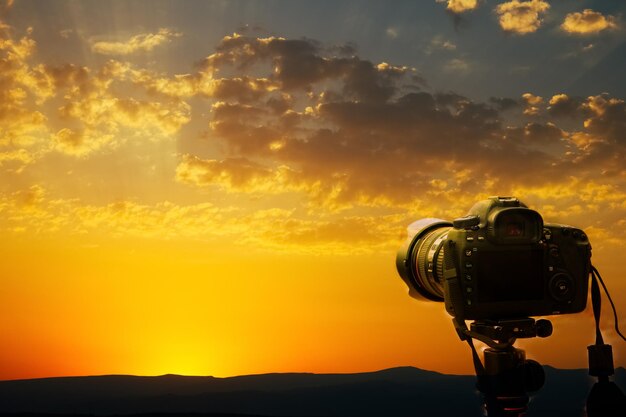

0,21,197,169
386,27,399,39
168,34,626,218
0,0,14,14
0,24,52,169
52,127,117,157
4,24,626,253
48,61,191,156
0,185,405,253
444,58,470,73
429,36,457,53
495,0,550,34
175,154,304,194
440,0,480,14
489,96,520,111
550,94,626,177
522,92,544,115
561,9,618,35
201,33,407,103
5,178,626,254
90,28,181,56
59,29,73,39
547,93,581,117
580,94,626,144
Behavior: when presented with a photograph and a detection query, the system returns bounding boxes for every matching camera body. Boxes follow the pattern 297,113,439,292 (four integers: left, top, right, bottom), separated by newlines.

397,197,591,320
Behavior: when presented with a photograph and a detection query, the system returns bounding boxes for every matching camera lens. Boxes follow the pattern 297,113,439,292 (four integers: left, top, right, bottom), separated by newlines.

397,219,452,301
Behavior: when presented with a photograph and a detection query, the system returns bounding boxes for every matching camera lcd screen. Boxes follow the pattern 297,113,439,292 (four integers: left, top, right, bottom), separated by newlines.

477,249,544,302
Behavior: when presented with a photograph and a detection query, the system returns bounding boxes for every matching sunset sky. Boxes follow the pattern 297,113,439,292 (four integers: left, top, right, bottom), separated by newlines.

2,0,626,380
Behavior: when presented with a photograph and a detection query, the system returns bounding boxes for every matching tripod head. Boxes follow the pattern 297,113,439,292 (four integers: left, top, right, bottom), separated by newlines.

455,318,552,417
471,318,553,345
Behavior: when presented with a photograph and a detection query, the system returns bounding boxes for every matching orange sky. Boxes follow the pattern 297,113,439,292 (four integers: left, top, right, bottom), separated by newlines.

2,0,626,380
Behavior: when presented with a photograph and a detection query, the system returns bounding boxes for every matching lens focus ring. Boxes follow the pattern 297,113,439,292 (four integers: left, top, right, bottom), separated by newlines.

415,228,449,299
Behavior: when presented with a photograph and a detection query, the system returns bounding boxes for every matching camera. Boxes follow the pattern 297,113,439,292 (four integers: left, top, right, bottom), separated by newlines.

396,196,591,320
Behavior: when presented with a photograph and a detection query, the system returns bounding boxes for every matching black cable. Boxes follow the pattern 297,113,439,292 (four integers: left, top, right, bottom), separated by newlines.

466,336,486,376
590,269,604,345
592,265,626,343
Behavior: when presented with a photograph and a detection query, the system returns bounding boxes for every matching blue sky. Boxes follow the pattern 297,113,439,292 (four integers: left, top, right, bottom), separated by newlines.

10,0,625,100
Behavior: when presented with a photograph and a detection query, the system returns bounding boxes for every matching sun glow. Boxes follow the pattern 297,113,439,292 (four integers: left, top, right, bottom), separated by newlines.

1,1,626,381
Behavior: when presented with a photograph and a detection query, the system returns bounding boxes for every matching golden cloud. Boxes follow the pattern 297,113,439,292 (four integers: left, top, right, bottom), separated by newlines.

45,60,192,156
522,92,543,115
0,24,52,168
547,93,580,117
4,179,626,254
53,76,191,155
90,28,182,56
4,24,626,255
561,9,618,35
175,154,304,194
443,0,479,14
0,21,196,169
52,127,116,157
0,185,406,254
495,0,550,34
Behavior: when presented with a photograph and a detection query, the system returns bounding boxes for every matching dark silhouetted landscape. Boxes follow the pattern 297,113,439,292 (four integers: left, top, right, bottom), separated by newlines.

1,366,625,416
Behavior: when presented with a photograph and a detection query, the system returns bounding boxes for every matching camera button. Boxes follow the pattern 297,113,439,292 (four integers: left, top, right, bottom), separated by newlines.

549,273,574,302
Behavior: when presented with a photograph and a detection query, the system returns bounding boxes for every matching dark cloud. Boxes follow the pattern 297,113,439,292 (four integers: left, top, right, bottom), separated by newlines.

489,96,520,111
174,34,626,207
582,94,626,144
211,77,279,103
203,34,407,102
547,94,582,118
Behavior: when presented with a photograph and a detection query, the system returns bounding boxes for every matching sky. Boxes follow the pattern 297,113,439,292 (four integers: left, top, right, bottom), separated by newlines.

1,0,626,380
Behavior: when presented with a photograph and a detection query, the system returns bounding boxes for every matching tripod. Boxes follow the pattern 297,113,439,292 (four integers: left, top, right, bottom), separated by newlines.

477,344,545,416
455,318,552,417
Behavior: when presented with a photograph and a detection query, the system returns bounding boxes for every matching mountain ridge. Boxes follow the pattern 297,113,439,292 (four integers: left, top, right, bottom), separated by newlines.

1,366,624,416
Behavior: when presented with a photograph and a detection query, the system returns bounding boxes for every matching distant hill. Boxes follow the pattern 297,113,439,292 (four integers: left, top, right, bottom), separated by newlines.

1,366,624,416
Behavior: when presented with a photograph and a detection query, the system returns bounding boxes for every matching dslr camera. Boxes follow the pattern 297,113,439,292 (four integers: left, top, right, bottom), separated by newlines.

396,197,591,320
